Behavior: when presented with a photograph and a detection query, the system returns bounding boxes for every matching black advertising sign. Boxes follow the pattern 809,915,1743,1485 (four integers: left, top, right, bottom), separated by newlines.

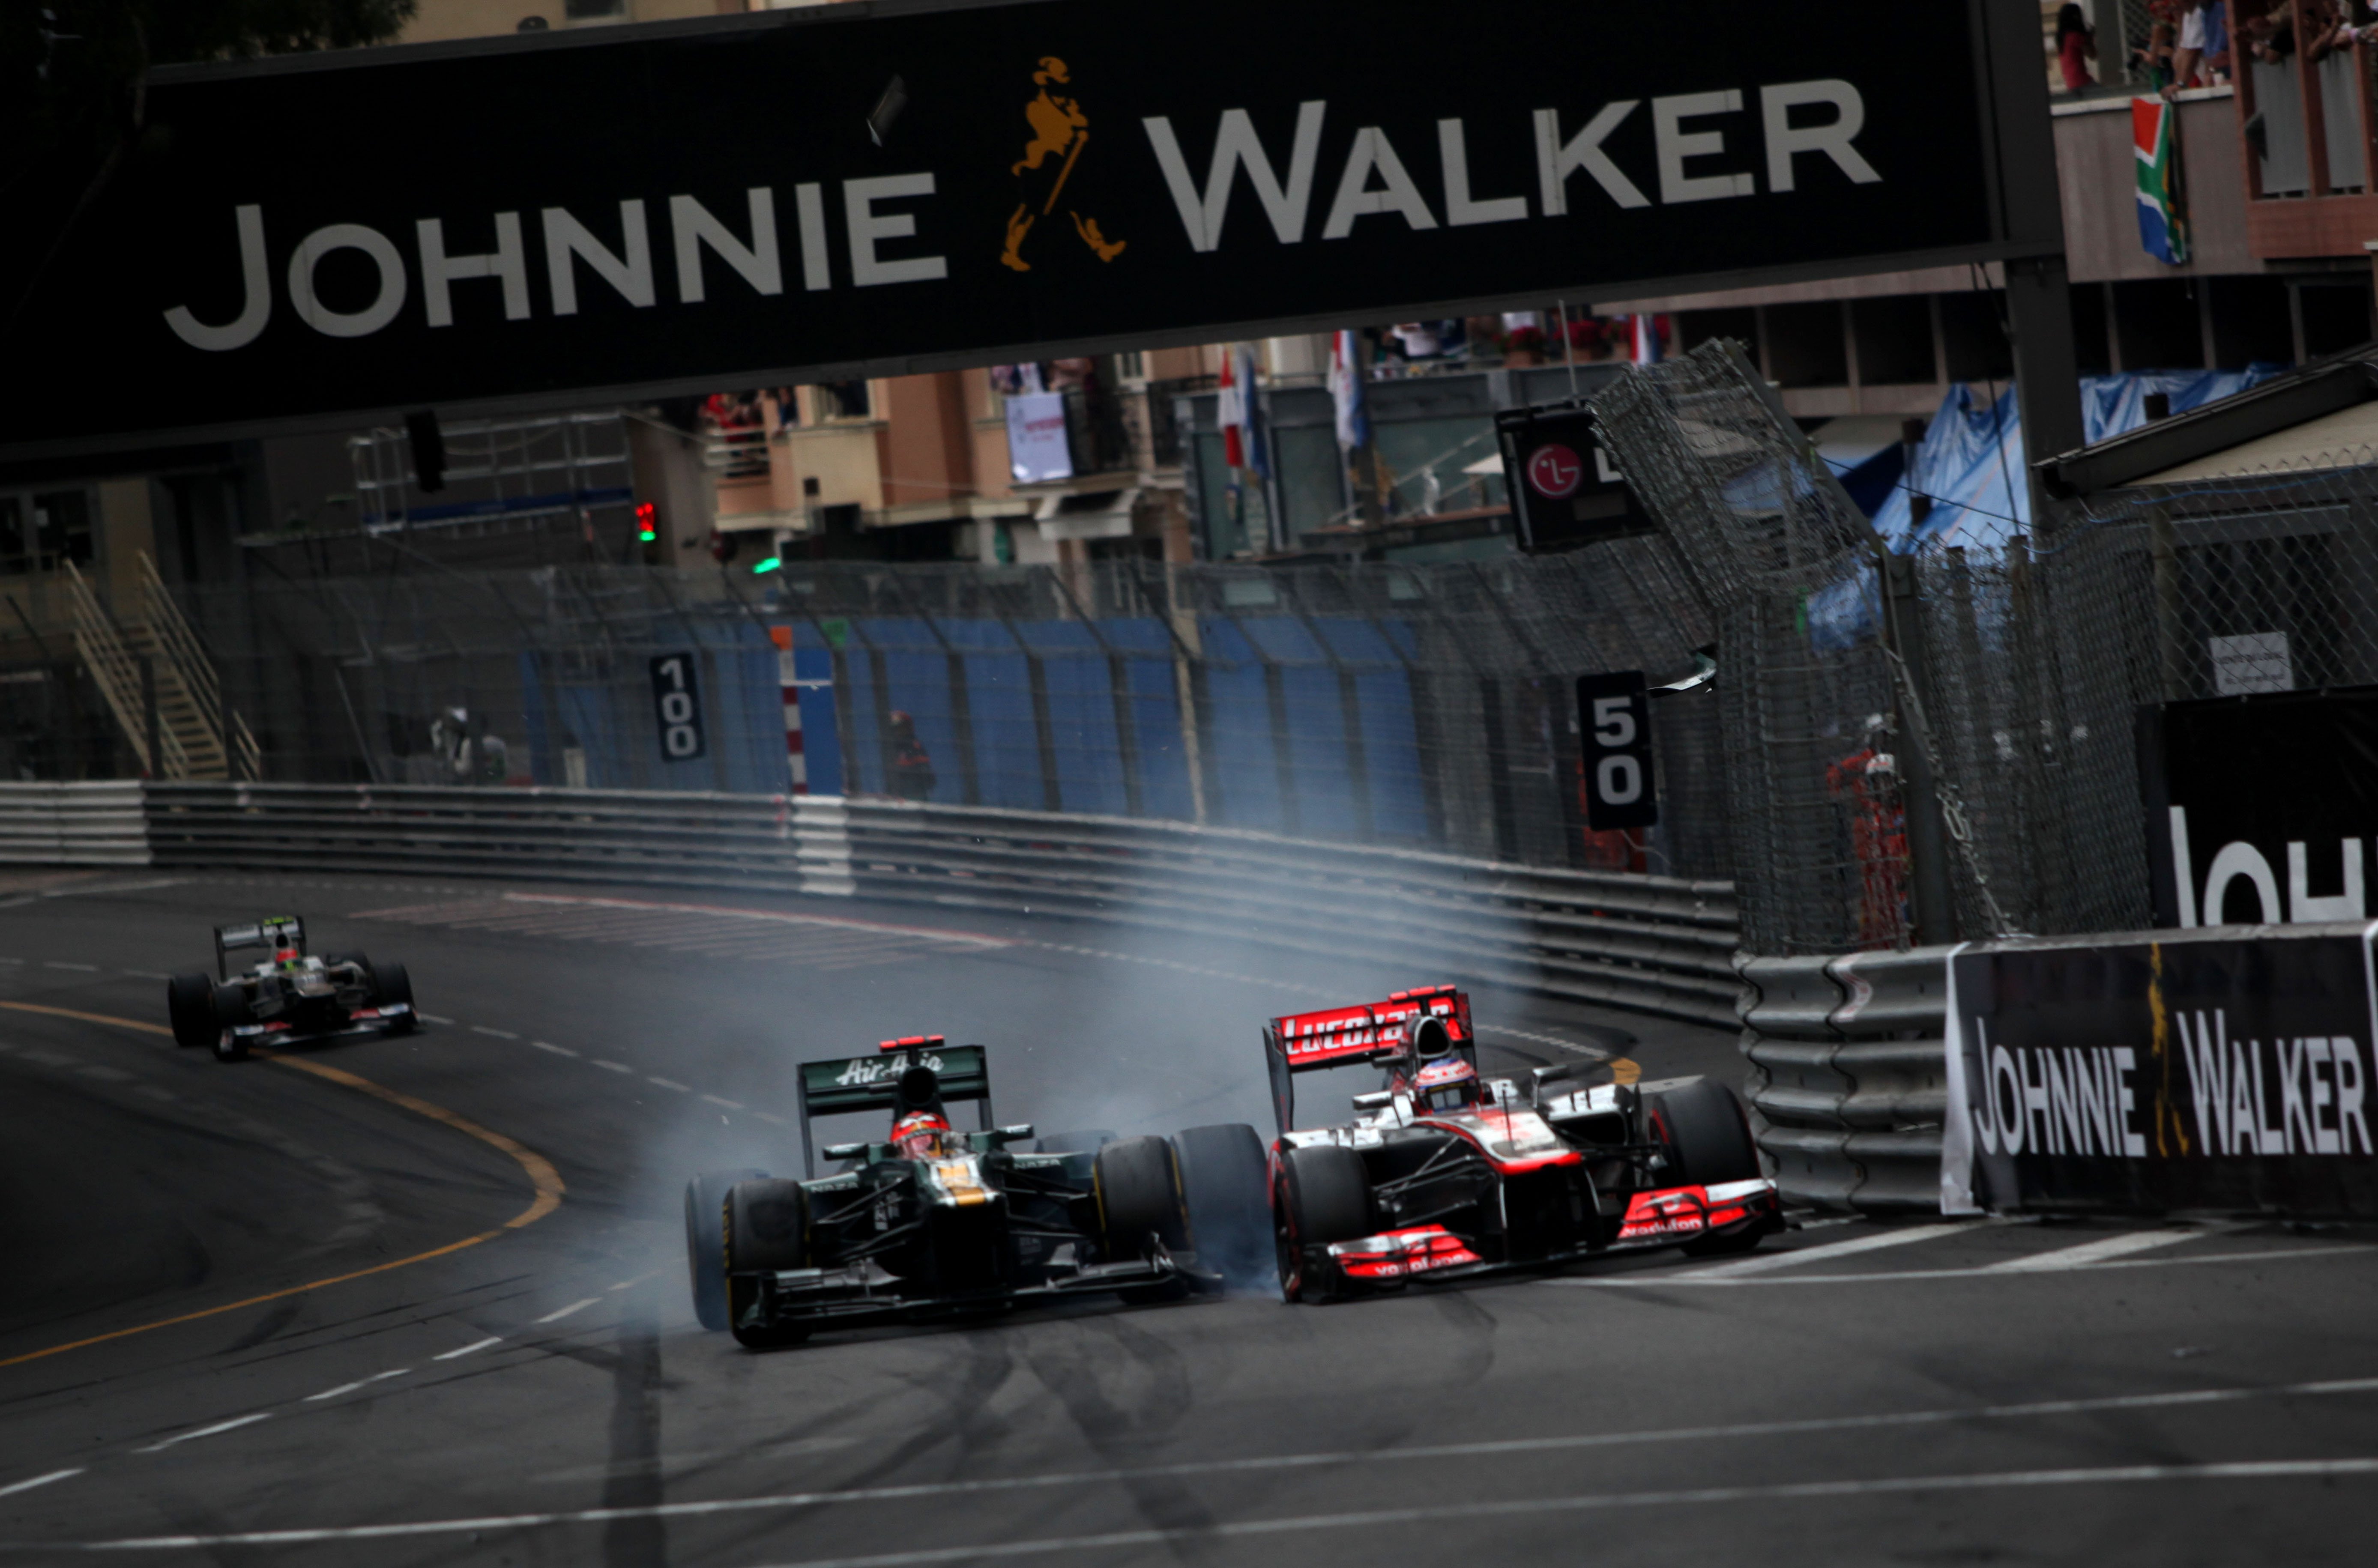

1943,929,2378,1217
649,652,707,762
0,0,2036,457
1498,406,1650,552
1577,670,1658,831
2136,687,2378,930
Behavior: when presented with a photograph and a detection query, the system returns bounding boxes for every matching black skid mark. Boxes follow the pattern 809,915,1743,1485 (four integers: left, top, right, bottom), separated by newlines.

1022,1315,1216,1552
601,1301,668,1568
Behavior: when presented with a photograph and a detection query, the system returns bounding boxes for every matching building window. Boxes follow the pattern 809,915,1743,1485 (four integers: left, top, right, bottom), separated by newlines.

0,490,96,575
1116,351,1147,384
818,381,871,420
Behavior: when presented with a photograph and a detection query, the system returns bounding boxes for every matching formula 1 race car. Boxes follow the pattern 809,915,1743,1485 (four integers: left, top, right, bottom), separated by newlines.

1265,985,1781,1301
683,1036,1272,1348
165,916,418,1062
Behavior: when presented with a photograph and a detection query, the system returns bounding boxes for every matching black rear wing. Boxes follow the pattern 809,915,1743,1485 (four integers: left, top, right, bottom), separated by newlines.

793,1035,992,1177
1262,985,1472,1133
215,916,305,980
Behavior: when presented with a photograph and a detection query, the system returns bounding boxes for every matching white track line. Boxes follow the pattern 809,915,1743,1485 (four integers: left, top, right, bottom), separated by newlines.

1677,1223,1975,1279
469,1026,518,1039
135,1414,272,1453
703,1095,744,1109
302,1370,409,1403
0,1469,81,1498
530,1041,577,1057
592,1060,632,1074
431,1337,502,1362
61,1434,2378,1550
646,1078,689,1093
1551,1242,2372,1287
534,1299,599,1325
741,1462,2378,1568
1986,1230,2198,1272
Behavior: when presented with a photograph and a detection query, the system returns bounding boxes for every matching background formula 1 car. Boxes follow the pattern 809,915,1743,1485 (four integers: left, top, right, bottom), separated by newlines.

683,1036,1271,1347
166,916,417,1062
1265,984,1781,1301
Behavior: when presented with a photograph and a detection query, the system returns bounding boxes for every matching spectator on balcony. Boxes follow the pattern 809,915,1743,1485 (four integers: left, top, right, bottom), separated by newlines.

2056,5,2097,91
2132,18,2175,85
2243,0,2295,66
885,711,936,801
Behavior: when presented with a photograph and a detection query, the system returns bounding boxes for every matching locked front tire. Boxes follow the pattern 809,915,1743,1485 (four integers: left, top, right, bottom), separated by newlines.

724,1178,811,1349
685,1168,768,1331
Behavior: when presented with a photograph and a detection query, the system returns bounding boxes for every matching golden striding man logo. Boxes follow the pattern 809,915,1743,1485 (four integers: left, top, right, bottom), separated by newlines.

1000,57,1125,272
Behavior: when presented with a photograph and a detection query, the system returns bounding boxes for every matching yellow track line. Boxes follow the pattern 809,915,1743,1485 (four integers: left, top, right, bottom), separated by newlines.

0,1000,565,1370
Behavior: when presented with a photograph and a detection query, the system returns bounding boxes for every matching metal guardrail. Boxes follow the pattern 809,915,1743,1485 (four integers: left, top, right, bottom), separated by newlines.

0,782,152,866
114,783,1741,1025
1738,945,1950,1213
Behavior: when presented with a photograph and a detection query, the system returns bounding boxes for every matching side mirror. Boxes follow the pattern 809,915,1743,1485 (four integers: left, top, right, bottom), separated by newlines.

1000,1123,1035,1141
1351,1090,1395,1111
822,1141,868,1162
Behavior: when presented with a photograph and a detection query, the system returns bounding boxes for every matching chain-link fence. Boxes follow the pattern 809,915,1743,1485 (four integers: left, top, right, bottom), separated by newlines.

1593,339,1906,954
1920,432,2378,942
1595,335,2378,956
173,550,1732,877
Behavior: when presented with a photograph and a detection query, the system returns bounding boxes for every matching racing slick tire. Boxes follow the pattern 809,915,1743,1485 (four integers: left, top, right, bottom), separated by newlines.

210,983,251,1061
371,961,418,1034
724,1178,811,1349
1651,1079,1767,1257
167,972,215,1050
1173,1123,1271,1286
685,1168,770,1331
1274,1142,1377,1304
1095,1135,1192,1303
1033,1129,1117,1154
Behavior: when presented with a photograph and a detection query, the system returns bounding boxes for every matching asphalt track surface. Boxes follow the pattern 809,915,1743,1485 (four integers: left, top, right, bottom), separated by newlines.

2,869,2374,1567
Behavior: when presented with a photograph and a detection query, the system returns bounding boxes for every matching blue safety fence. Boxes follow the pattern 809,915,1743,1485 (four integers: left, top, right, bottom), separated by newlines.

773,612,1430,841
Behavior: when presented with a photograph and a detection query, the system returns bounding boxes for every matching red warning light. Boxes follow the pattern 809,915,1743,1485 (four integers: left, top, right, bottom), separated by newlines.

635,501,657,541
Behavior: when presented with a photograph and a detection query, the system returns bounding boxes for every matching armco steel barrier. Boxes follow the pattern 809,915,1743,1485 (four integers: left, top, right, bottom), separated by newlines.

117,783,1741,1026
0,782,152,866
1738,945,1951,1212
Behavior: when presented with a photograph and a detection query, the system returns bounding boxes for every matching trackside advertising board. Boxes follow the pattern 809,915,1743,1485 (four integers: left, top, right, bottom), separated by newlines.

1,0,2046,457
1941,926,2378,1217
2138,687,2378,930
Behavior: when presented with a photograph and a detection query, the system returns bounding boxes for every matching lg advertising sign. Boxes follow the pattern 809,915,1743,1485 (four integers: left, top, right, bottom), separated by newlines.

1498,406,1649,552
0,0,2055,458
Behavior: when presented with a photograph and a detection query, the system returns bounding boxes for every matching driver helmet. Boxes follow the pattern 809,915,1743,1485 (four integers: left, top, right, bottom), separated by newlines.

1413,1054,1480,1112
275,947,302,971
890,1110,952,1159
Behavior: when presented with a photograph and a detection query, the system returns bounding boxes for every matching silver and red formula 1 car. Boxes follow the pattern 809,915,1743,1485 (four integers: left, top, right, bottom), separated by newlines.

1265,985,1781,1301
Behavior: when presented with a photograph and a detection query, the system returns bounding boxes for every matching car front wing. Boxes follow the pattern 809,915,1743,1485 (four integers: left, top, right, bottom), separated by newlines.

1298,1177,1783,1291
730,1244,1220,1333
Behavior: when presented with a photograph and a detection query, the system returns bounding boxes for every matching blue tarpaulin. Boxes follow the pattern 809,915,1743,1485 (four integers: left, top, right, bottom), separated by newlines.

1867,367,2286,552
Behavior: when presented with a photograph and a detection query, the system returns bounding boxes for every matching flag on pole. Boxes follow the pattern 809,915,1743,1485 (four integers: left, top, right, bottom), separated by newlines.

1216,347,1245,468
1328,330,1370,449
1630,313,1665,365
2132,96,2190,265
1232,344,1269,479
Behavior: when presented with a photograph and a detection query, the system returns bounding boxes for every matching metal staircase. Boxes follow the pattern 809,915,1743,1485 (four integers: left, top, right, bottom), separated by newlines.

65,554,257,781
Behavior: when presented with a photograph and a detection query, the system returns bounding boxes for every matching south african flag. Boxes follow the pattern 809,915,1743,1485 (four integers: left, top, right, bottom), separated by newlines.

2133,97,2189,265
